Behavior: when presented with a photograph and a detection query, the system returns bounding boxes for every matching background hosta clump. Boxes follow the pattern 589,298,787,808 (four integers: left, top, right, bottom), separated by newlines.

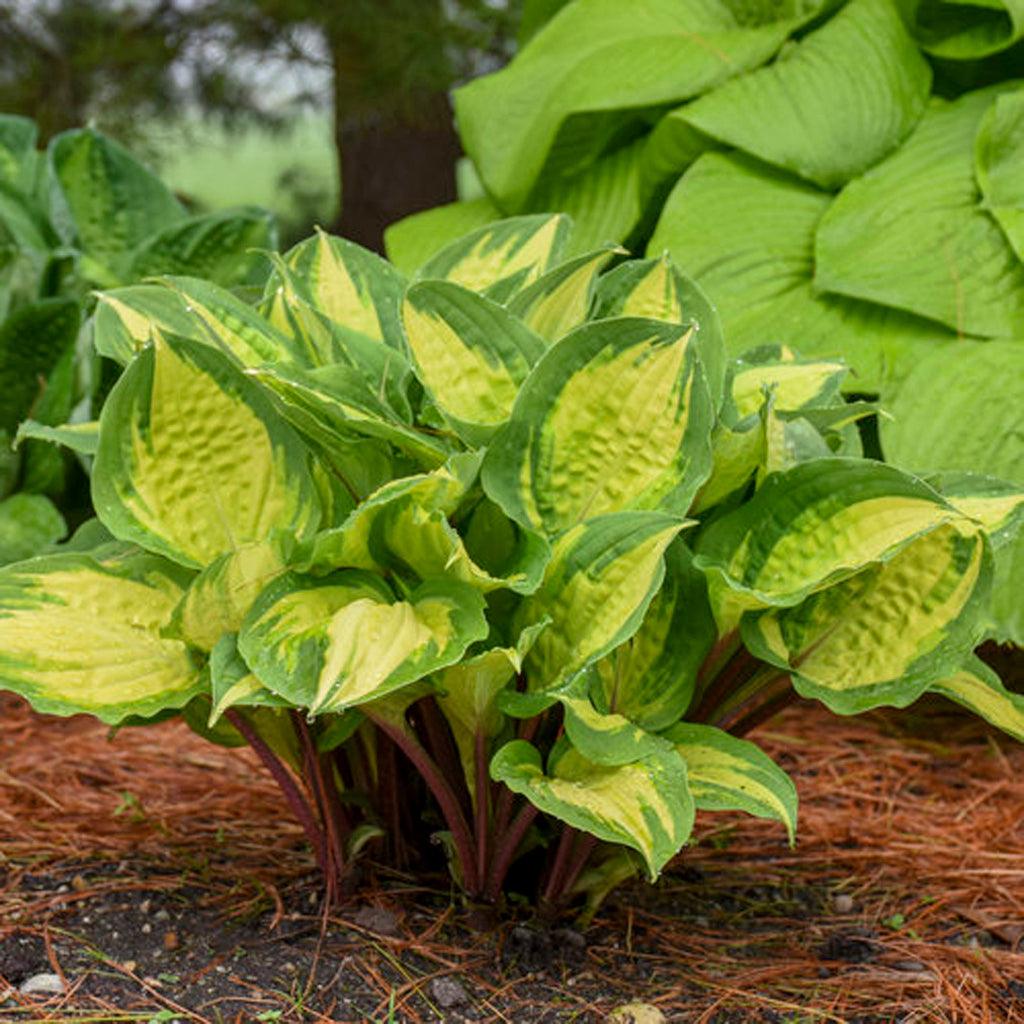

1,214,1023,914
387,0,1024,649
0,115,276,567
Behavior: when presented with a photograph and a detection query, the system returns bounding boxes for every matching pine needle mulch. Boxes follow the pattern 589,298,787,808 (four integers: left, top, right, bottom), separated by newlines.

1,692,1023,1023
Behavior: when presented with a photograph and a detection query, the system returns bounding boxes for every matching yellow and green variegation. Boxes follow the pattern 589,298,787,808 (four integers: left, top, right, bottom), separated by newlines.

929,657,1024,742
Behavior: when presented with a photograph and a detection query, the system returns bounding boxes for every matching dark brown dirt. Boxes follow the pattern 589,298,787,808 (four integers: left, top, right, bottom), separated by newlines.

2,694,1024,1022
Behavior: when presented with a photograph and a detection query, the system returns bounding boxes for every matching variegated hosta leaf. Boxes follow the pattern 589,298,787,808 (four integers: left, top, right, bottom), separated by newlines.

0,550,201,723
239,571,488,716
274,227,407,347
589,539,715,731
92,285,197,365
169,537,291,651
742,522,990,713
402,281,546,445
729,346,846,420
15,419,99,457
691,419,764,514
560,691,674,766
506,247,620,342
208,633,291,726
516,511,688,691
0,494,67,564
490,738,694,879
925,473,1024,549
415,214,572,303
483,317,713,536
247,362,449,469
661,722,797,843
93,332,321,568
593,255,726,410
929,656,1024,742
694,458,961,629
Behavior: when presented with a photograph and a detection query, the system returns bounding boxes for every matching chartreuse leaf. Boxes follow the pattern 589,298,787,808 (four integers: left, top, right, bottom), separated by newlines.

680,0,931,189
401,281,546,444
899,0,1024,57
588,540,715,731
208,633,291,726
415,214,571,303
483,318,712,536
128,207,277,287
975,91,1024,261
15,419,98,457
239,571,488,716
0,494,66,563
929,657,1024,742
92,285,197,364
695,459,961,630
516,512,687,691
647,152,959,392
815,85,1024,339
490,738,694,879
48,127,184,285
508,247,622,343
881,342,1024,644
278,228,406,347
661,723,797,843
594,256,726,411
0,114,36,187
453,0,814,212
729,347,846,420
926,473,1024,549
0,549,201,723
383,197,504,276
743,521,989,713
93,333,321,568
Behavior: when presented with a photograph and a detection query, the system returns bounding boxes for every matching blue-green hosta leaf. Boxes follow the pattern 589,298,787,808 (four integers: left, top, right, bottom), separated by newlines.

14,420,99,457
383,197,503,276
248,362,450,469
507,247,622,343
483,318,713,536
128,207,277,287
695,458,962,629
93,333,321,568
208,633,291,726
815,85,1024,339
975,91,1024,261
415,214,572,303
680,0,931,189
929,656,1024,742
660,722,797,843
898,0,1024,57
239,571,488,716
0,549,201,723
515,511,688,690
402,281,546,444
881,341,1024,643
92,285,198,365
743,521,990,713
48,127,184,285
647,151,960,393
594,256,726,411
0,493,67,563
276,228,406,347
0,297,79,434
588,540,716,731
490,738,694,879
0,115,36,188
453,0,817,212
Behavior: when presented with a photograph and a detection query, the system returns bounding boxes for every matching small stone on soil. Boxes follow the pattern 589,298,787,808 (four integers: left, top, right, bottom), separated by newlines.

19,972,64,996
430,976,469,1009
352,905,400,936
832,893,854,914
607,1002,666,1023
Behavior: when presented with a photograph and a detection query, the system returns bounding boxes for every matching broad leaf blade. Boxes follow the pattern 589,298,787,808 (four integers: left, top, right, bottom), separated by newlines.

975,91,1024,261
383,197,503,275
0,494,66,563
930,656,1024,741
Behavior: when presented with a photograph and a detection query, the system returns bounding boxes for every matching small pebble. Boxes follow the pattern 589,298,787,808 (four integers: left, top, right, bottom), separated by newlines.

121,960,137,973
607,1003,666,1024
140,899,152,915
352,905,400,937
163,930,179,951
141,923,152,934
19,973,64,996
430,976,469,1009
71,875,88,892
892,960,929,973
154,909,170,922
833,894,854,914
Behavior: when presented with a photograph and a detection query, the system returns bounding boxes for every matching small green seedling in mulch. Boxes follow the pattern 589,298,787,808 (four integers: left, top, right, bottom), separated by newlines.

1,214,1023,915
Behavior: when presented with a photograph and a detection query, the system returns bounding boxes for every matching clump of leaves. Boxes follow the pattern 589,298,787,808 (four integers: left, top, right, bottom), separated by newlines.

0,115,277,564
2,214,1022,914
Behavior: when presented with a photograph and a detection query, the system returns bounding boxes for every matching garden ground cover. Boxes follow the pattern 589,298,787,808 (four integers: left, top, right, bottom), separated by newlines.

2,680,1024,1023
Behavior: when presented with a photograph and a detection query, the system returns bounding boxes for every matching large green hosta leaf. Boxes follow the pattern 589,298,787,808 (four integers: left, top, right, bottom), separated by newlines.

815,85,1024,339
483,318,712,536
743,521,989,713
0,549,201,723
898,0,1024,57
647,152,956,392
678,0,931,189
238,571,488,716
975,91,1024,261
93,333,321,568
490,738,694,878
881,341,1024,643
454,0,818,211
0,493,66,563
48,127,184,285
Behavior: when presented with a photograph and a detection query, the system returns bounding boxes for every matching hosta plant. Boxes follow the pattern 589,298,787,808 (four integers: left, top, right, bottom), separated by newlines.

3,214,1023,914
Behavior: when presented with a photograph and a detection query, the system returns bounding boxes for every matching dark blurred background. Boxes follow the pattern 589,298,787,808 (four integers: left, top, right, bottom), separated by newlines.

0,0,527,250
